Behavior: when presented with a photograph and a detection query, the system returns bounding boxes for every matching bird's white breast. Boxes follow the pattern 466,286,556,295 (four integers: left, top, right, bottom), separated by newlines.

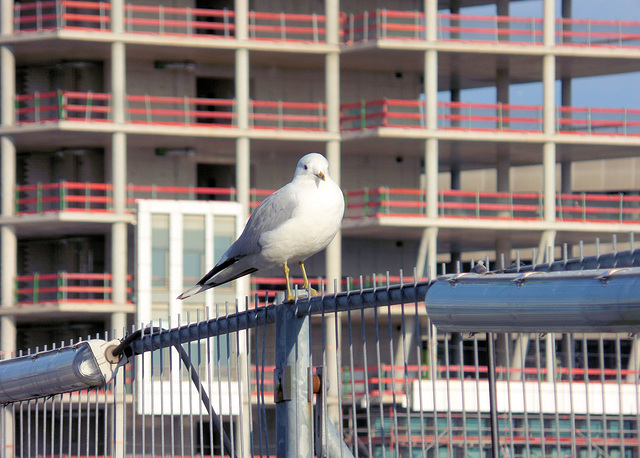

258,178,344,264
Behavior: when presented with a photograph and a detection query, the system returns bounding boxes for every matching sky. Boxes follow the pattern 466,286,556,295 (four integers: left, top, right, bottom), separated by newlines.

452,0,640,108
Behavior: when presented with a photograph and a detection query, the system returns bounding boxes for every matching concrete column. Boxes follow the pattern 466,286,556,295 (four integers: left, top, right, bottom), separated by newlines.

422,0,439,276
324,0,342,428
1,139,16,350
0,7,16,452
542,0,557,228
511,334,530,381
234,0,250,216
416,226,439,279
109,10,127,331
233,3,251,452
109,5,127,454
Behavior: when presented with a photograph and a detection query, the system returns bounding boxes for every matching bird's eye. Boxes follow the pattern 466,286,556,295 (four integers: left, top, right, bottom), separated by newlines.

303,165,308,170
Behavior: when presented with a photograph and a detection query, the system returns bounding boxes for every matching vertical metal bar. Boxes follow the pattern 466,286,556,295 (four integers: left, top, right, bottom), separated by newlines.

503,333,515,457
261,297,270,455
385,273,400,458
225,303,236,457
206,308,216,457
346,279,359,456
254,299,264,457
550,333,562,457
534,336,545,457
616,334,625,458
431,317,440,458
196,309,205,457
458,335,468,457
213,305,224,456
567,332,577,458
359,276,374,457
372,275,387,458
444,333,453,458
140,325,146,457
159,320,166,457
275,292,312,457
599,335,609,457
149,322,156,458
583,334,593,458
413,271,427,456
333,283,344,457
399,273,413,458
486,333,501,458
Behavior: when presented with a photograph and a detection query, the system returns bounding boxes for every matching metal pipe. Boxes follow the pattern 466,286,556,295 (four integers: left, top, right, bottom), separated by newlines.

127,281,431,356
0,340,121,403
426,268,640,333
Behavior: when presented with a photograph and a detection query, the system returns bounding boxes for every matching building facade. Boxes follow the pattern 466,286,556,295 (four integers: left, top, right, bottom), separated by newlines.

1,0,640,455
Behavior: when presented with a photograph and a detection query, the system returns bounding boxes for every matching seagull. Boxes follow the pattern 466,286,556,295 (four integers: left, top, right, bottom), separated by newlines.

178,153,345,302
471,260,487,274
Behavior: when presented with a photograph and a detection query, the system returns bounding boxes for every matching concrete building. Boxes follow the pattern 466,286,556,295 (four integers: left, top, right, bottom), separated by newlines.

1,0,640,455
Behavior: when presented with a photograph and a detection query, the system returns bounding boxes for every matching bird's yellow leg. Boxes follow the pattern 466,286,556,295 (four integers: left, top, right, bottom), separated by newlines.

299,261,319,296
284,261,295,302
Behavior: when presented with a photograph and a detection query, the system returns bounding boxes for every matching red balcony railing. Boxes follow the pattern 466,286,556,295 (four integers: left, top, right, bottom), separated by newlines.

15,182,242,214
343,9,640,49
15,272,133,305
13,1,329,43
340,98,640,136
14,182,640,225
13,3,640,49
345,187,640,224
15,91,328,131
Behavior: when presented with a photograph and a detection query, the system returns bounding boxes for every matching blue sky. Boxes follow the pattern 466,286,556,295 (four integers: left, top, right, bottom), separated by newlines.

454,0,640,108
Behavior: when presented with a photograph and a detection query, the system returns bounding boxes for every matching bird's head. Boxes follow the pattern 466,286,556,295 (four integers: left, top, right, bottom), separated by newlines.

294,153,330,183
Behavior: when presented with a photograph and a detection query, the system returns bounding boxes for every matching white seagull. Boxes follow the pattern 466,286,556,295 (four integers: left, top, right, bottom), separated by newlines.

178,153,345,302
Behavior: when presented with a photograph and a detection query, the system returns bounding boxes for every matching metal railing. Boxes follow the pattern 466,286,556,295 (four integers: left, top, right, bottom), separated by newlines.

15,91,327,131
13,1,328,43
14,3,640,49
13,92,640,136
13,182,640,225
14,272,133,305
1,252,640,456
344,187,640,223
340,98,640,136
343,9,640,49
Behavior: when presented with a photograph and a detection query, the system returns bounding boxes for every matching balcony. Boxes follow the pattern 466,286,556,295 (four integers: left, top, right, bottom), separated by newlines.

343,10,640,49
13,182,640,226
14,1,329,43
345,187,640,224
15,272,133,306
14,3,640,50
340,98,640,136
14,91,327,132
14,92,640,137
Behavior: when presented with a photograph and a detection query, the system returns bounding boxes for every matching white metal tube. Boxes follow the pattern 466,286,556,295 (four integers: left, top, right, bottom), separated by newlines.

0,340,121,404
426,269,640,333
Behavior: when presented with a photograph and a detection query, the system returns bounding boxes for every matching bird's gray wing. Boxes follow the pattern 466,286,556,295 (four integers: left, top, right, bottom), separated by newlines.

196,184,298,286
226,183,298,258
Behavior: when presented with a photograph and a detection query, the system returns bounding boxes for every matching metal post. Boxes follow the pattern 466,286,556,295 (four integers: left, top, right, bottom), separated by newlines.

486,333,500,458
275,293,313,457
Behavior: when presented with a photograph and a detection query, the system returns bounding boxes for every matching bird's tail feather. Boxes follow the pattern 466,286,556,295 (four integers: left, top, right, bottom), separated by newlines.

177,283,212,300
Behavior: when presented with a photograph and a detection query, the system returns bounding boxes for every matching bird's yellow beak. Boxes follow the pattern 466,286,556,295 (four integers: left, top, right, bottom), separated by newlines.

315,171,326,181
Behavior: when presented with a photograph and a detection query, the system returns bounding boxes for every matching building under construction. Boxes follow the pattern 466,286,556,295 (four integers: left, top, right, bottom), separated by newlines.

0,0,640,455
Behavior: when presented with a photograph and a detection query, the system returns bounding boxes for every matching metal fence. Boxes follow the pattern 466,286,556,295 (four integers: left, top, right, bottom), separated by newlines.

1,248,640,457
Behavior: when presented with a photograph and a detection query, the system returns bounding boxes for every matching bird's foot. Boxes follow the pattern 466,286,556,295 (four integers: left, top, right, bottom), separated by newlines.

284,288,318,302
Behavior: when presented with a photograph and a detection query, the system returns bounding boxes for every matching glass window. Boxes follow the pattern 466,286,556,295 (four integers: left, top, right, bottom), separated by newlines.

213,215,236,262
151,214,170,304
183,215,205,293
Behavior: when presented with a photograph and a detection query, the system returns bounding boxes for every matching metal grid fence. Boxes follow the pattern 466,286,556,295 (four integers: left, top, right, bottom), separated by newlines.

1,250,640,457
